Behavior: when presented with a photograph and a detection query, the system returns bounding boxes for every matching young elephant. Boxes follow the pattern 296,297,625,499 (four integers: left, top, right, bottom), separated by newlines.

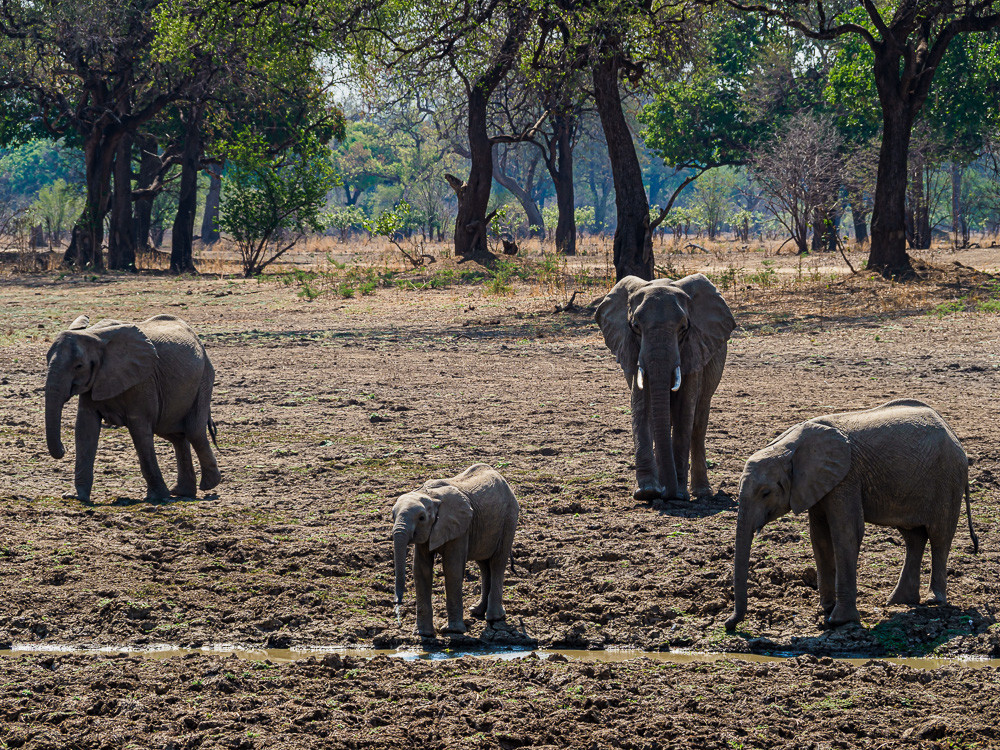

726,399,977,631
391,464,519,637
45,314,220,502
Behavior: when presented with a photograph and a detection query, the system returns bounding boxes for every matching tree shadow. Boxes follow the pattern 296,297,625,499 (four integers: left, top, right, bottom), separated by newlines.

102,493,217,508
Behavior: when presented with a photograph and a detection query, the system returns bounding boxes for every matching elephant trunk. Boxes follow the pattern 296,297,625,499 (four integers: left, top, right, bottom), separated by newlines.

393,531,410,607
644,343,679,498
45,384,67,460
726,502,757,631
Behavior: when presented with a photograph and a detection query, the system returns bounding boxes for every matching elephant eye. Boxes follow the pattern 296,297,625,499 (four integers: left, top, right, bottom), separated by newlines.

419,512,427,521
761,488,771,498
74,362,84,370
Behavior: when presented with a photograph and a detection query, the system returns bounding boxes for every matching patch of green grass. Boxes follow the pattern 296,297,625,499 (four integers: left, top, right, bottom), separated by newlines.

336,282,355,299
485,260,516,296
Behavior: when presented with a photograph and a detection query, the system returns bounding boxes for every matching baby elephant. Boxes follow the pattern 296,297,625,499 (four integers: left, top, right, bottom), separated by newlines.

727,399,977,631
45,314,220,502
391,464,519,637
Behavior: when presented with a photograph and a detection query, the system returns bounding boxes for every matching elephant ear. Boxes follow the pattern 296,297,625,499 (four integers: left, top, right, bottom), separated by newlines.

786,422,852,514
68,315,90,330
673,273,736,374
426,484,474,551
90,324,158,402
595,276,647,387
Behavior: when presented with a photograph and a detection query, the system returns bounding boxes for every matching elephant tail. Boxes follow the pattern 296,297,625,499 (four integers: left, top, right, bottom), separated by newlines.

208,416,218,449
966,482,979,554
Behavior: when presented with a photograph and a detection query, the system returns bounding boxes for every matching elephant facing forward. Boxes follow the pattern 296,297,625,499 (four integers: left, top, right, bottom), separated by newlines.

392,464,519,637
45,314,220,502
726,399,977,631
596,273,735,502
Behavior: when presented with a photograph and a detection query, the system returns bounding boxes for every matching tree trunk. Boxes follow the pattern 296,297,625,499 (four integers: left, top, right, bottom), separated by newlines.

491,149,544,238
133,135,158,251
451,87,495,259
201,165,222,245
592,49,653,280
170,107,202,274
849,191,868,243
64,131,120,271
868,51,916,278
951,161,962,249
108,133,136,271
543,113,577,255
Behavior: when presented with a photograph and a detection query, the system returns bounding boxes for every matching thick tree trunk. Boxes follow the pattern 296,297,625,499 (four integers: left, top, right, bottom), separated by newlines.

868,48,917,278
133,135,158,251
200,166,222,245
108,133,136,271
552,121,577,256
592,50,653,281
170,107,202,274
452,88,495,259
64,131,120,271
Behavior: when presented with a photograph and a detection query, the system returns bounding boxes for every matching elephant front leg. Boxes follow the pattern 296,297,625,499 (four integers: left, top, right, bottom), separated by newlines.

470,560,491,619
413,545,436,637
827,513,864,627
439,544,468,634
808,510,837,616
888,528,927,605
70,406,102,502
670,383,697,501
127,422,170,501
630,385,662,501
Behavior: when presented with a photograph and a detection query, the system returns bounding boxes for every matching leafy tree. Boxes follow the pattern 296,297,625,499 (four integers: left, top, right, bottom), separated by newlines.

219,132,338,277
724,0,1000,277
331,121,402,206
0,140,83,201
32,179,85,247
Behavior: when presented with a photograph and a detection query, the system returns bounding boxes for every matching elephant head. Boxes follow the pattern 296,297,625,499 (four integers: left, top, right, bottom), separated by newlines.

45,315,157,459
726,421,851,631
596,273,735,496
391,484,473,606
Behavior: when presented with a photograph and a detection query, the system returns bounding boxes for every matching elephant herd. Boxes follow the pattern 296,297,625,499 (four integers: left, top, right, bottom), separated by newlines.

42,274,978,639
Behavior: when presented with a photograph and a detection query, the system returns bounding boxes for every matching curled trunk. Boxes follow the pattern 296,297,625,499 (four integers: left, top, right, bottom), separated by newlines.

393,533,409,606
45,389,66,459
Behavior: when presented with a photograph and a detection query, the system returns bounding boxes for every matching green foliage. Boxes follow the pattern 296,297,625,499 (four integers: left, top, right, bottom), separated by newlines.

220,131,339,277
31,179,84,243
0,140,82,200
485,259,516,296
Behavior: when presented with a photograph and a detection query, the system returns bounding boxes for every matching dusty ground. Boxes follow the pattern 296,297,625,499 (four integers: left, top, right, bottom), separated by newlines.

1,243,999,747
4,651,1000,749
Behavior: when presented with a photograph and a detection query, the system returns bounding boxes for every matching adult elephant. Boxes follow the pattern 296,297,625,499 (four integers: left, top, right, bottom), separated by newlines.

45,314,220,502
596,273,735,502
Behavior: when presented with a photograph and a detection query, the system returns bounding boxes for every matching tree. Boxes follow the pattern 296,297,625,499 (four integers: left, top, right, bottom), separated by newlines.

725,1,1000,277
331,121,402,206
219,132,338,277
752,112,843,254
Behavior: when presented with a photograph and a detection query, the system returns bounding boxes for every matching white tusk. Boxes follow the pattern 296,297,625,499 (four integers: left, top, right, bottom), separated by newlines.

636,367,645,390
671,366,682,392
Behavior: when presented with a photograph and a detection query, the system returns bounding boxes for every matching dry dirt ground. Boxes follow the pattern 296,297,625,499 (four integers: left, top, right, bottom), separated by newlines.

1,244,1000,748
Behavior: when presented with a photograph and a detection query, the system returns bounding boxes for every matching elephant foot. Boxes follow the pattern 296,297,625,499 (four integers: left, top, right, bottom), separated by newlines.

633,484,665,502
440,621,468,635
171,484,197,499
887,589,920,606
664,489,690,502
724,613,743,632
691,485,714,500
145,487,171,502
820,600,836,616
415,625,436,638
200,467,221,491
470,604,487,619
485,606,506,623
825,604,861,627
927,589,947,605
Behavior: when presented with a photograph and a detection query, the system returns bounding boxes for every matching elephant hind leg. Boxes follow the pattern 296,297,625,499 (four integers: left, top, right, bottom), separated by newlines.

169,435,198,497
888,527,927,605
188,367,221,491
927,526,955,605
190,427,221,491
470,560,491,619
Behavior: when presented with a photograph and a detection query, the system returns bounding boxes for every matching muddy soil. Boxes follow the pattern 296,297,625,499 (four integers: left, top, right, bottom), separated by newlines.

1,252,999,660
4,651,1000,749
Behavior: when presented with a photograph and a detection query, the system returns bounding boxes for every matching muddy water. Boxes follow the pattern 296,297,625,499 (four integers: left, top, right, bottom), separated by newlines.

3,644,999,670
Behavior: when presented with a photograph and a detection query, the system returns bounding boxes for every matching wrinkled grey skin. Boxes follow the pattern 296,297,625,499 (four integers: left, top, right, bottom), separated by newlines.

596,274,735,502
45,314,220,502
391,464,519,637
726,399,977,631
